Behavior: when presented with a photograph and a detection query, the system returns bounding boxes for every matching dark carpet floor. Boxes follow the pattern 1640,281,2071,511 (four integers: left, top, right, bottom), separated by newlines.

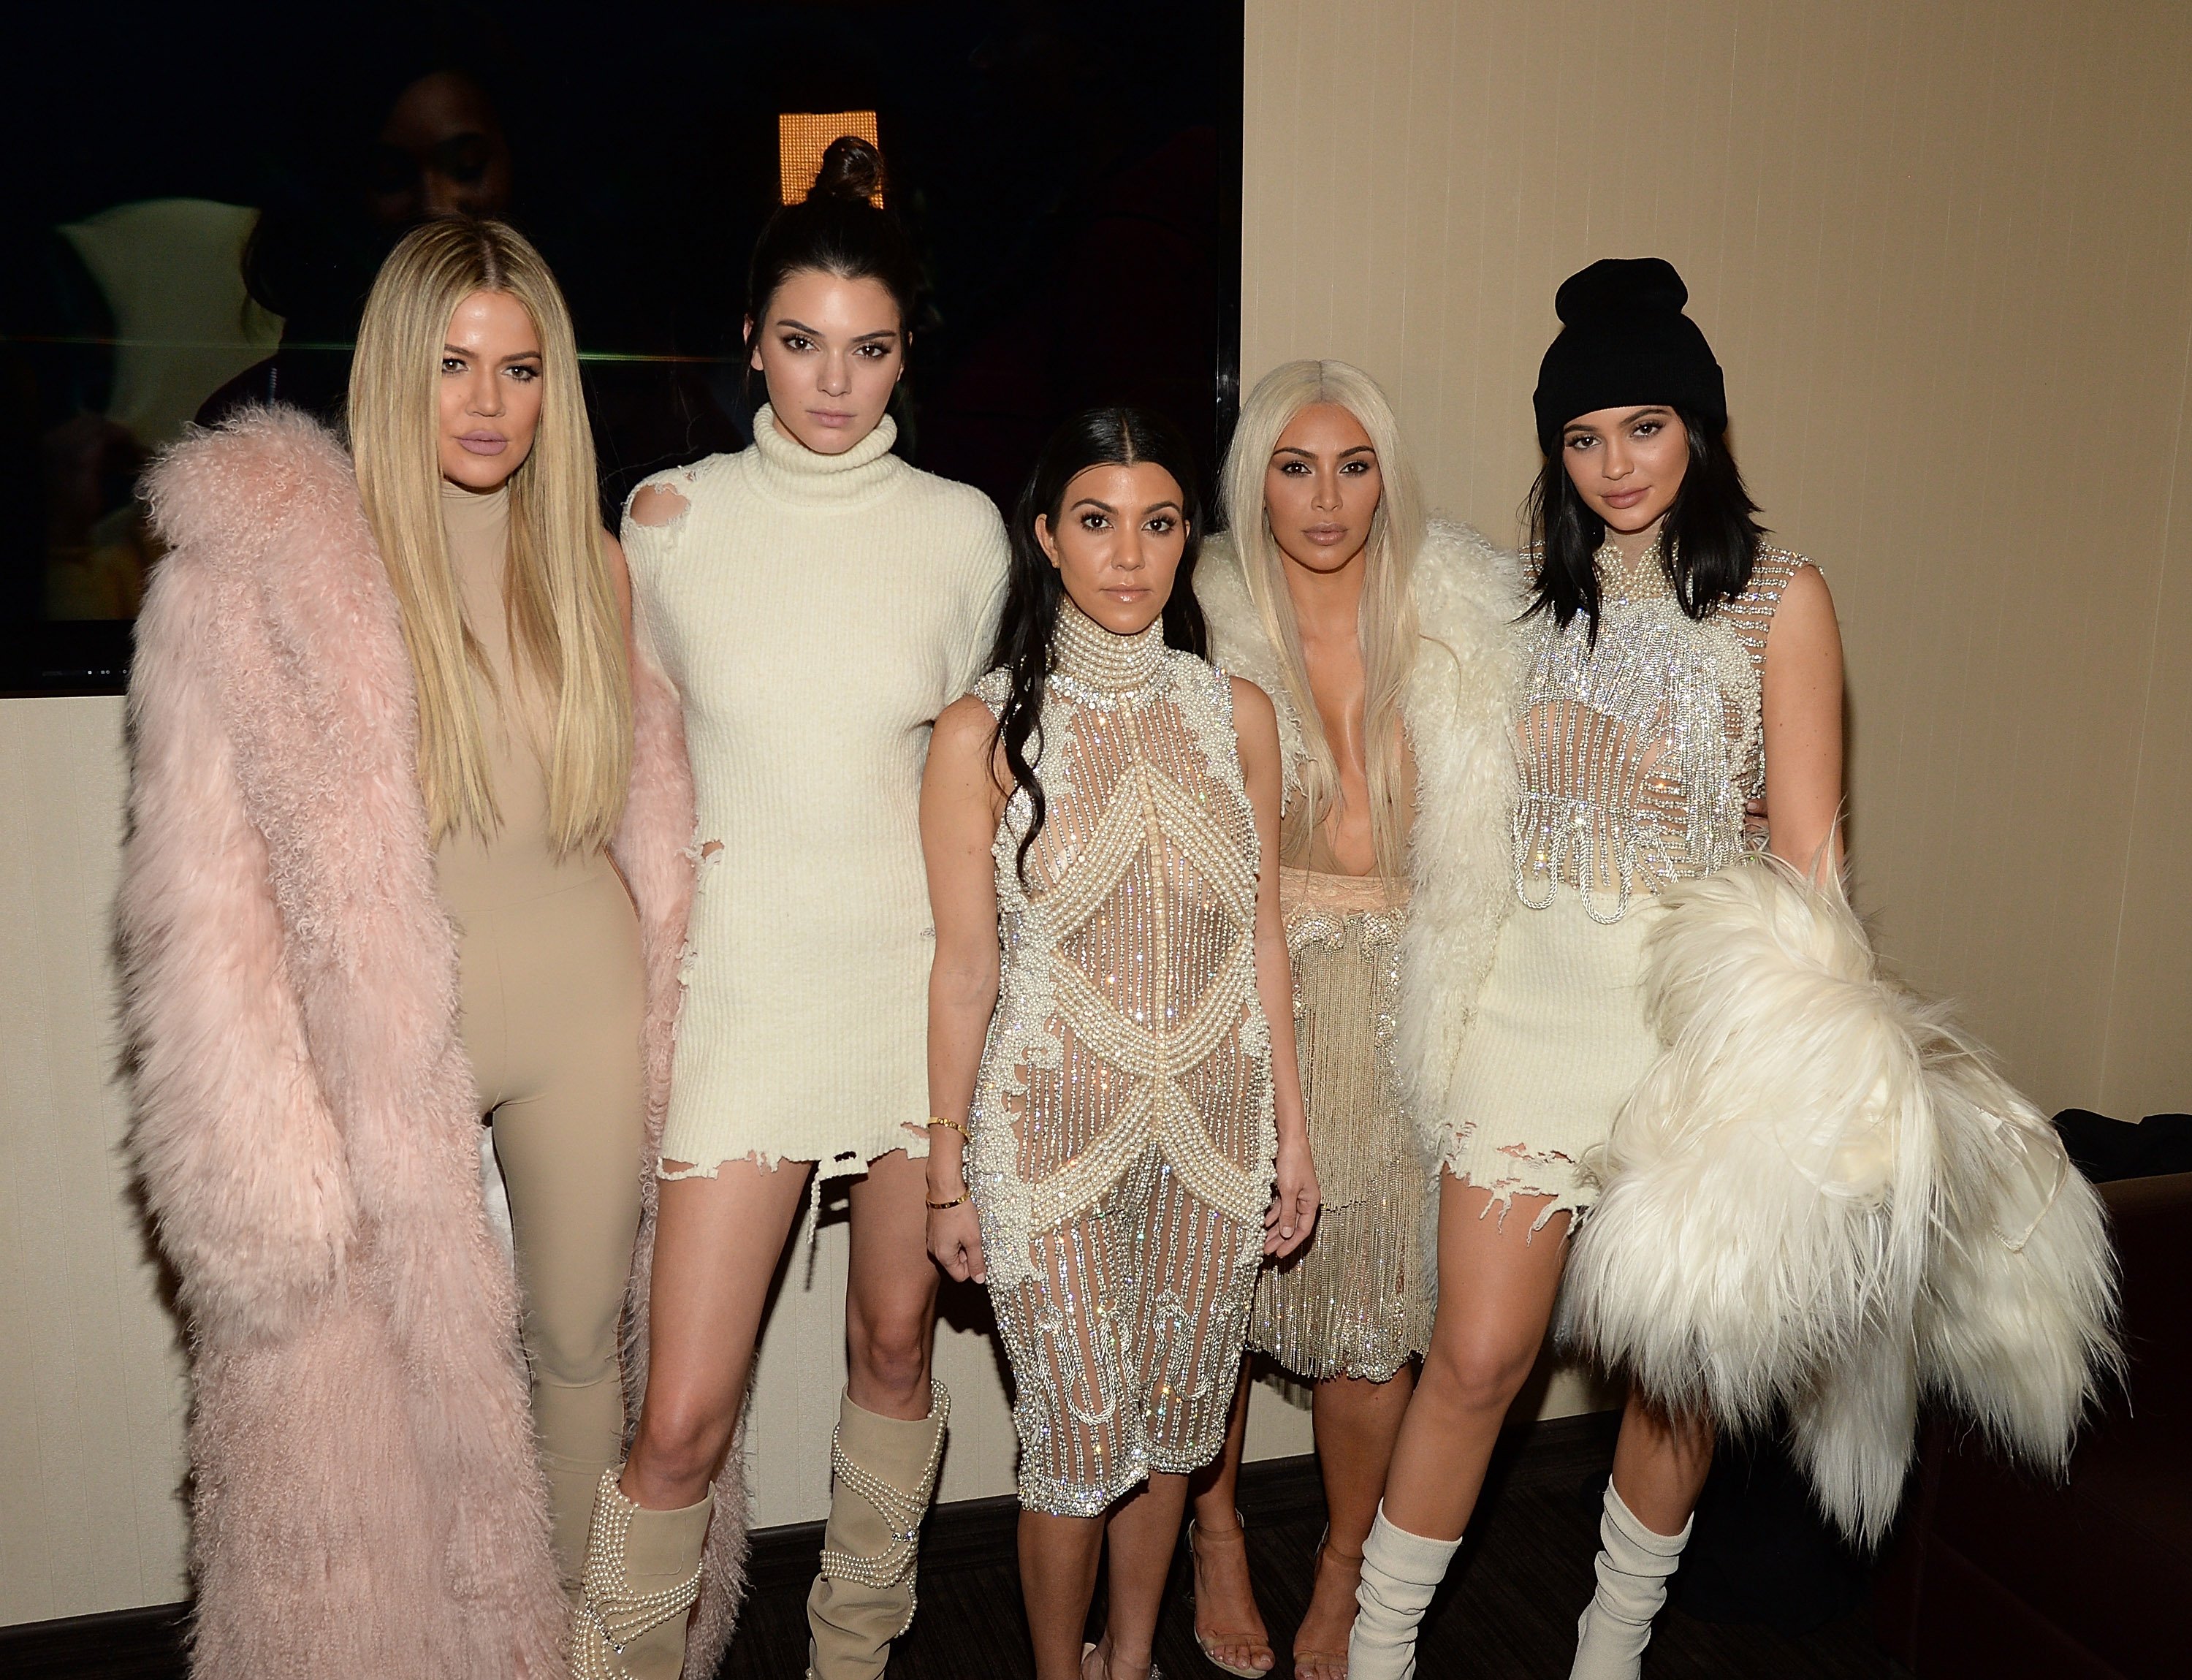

724,1413,1895,1679
1,1414,1896,1679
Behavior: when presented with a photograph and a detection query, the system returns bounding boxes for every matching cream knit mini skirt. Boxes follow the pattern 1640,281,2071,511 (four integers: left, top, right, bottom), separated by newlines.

1441,887,1667,1232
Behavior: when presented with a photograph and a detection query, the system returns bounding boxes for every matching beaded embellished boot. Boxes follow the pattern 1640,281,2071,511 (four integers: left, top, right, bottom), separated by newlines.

1567,1483,1691,1680
571,1470,712,1680
804,1383,951,1680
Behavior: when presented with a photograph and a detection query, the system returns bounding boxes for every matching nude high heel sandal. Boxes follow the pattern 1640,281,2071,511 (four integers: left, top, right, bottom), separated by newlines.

1188,1509,1274,1676
1290,1526,1362,1680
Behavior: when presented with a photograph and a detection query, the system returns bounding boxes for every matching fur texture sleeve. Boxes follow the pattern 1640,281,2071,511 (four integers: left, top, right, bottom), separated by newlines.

1396,520,1526,1155
119,513,357,1345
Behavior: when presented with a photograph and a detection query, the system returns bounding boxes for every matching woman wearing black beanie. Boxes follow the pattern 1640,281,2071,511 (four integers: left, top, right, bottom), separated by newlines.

1339,256,1847,1680
1346,262,2117,1680
1342,256,2113,1680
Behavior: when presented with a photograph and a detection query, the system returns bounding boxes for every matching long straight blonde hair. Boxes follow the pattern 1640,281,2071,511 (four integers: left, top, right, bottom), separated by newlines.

349,216,630,853
1221,360,1425,881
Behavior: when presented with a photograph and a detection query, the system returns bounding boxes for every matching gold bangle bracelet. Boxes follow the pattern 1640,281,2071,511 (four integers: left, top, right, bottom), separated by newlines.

926,1115,973,1144
925,1190,970,1211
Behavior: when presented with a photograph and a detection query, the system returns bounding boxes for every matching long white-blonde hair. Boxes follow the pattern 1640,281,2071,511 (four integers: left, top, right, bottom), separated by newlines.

349,216,630,853
1221,359,1425,879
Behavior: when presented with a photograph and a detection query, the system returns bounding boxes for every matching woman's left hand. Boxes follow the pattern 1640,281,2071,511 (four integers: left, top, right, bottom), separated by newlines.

1264,1135,1320,1259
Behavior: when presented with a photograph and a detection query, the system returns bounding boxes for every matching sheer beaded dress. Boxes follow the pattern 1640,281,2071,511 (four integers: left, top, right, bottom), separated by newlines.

1442,538,1810,1222
969,601,1276,1515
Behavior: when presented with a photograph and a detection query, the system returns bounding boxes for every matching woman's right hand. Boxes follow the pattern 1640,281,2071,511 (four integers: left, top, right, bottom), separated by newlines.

928,1201,987,1285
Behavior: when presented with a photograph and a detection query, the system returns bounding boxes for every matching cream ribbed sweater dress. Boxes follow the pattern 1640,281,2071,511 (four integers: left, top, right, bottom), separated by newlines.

622,407,1008,1184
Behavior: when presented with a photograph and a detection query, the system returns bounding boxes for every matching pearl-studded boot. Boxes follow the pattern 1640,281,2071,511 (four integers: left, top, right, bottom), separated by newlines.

571,1470,712,1680
805,1383,951,1680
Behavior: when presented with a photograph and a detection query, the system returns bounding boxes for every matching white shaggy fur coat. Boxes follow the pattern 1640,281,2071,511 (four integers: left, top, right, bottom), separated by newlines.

121,408,741,1678
1560,860,2121,1544
1195,517,1525,1162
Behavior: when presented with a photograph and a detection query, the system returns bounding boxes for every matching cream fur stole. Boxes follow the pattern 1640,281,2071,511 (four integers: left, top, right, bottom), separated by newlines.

123,406,733,1677
1560,860,2122,1545
1197,518,1526,1162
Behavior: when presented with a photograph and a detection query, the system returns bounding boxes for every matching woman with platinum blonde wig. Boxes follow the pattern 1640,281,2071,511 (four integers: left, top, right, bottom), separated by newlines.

121,216,701,1677
1184,359,1524,1680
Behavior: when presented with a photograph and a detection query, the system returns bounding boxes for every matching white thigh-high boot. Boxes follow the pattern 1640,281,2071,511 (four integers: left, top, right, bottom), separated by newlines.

1568,1482,1692,1680
1348,1503,1461,1680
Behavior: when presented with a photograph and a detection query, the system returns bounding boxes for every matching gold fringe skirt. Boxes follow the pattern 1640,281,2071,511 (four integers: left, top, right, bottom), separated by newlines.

1249,868,1433,1383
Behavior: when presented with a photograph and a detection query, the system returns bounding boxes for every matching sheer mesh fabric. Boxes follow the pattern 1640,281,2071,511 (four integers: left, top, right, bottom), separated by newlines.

970,609,1273,1514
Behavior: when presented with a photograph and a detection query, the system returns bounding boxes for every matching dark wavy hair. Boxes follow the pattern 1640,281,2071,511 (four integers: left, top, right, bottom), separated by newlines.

1523,407,1766,638
990,406,1209,883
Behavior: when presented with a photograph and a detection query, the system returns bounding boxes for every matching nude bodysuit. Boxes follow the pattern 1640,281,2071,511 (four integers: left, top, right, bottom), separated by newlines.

435,481,645,1587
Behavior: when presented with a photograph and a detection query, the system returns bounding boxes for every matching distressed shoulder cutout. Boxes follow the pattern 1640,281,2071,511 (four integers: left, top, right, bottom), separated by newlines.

629,482,692,528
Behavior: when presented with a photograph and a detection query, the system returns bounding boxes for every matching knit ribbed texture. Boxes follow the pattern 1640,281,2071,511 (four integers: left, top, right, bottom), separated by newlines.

622,407,1008,1181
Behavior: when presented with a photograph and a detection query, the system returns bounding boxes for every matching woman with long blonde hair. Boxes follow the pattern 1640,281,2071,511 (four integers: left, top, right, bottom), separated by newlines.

121,216,698,1678
1184,360,1522,1680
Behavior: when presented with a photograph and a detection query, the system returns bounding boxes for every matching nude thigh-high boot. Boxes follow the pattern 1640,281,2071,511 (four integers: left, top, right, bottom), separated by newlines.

804,1384,951,1680
571,1470,713,1680
1567,1482,1691,1680
1348,1502,1462,1680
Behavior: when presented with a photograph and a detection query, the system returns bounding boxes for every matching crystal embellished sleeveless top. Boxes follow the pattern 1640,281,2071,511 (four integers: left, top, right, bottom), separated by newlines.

968,601,1276,1291
1512,541,1808,921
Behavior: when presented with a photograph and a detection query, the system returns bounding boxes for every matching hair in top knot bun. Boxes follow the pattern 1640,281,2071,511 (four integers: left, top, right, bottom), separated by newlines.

810,134,886,205
745,133,921,388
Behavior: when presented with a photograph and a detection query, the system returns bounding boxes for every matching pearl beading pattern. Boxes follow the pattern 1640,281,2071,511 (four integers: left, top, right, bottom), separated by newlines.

815,1383,951,1633
571,1471,705,1680
967,612,1275,1515
1510,541,1803,921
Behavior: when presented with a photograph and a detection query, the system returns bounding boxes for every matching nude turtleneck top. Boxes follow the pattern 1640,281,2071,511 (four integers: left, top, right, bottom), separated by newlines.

434,479,611,913
622,406,1010,1182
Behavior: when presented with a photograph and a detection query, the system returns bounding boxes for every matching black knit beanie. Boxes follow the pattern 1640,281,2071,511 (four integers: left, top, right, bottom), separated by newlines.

1532,257,1726,452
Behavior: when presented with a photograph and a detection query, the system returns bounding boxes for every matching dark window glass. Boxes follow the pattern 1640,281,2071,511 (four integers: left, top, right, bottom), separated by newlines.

0,1,1242,691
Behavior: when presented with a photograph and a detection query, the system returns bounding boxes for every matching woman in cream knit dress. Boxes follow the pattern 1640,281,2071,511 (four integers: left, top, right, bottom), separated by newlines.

1352,260,1846,1680
572,140,1008,1680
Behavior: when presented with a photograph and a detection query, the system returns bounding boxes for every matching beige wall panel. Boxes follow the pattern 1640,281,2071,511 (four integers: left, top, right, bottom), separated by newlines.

0,696,189,1624
1242,0,2192,1116
2100,334,2192,1117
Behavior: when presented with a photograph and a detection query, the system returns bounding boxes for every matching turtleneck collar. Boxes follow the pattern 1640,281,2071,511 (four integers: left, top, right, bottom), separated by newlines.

745,402,904,508
439,476,511,539
1049,596,1168,702
1594,532,1672,605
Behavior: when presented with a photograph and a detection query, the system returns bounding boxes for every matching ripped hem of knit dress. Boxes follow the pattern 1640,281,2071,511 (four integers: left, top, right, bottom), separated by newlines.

1434,1142,1597,1239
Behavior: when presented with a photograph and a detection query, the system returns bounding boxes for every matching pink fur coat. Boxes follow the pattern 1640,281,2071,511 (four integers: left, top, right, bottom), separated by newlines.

121,407,742,1679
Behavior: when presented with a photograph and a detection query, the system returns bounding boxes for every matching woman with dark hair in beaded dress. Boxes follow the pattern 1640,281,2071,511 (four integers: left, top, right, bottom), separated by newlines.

1351,259,1848,1680
921,406,1320,1680
1352,259,2115,1680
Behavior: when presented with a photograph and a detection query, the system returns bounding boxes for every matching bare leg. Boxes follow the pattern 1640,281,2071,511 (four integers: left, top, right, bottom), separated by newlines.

1185,1360,1272,1673
1293,1364,1415,1679
1019,1509,1107,1680
1607,1391,1713,1537
843,1149,942,1417
1380,1177,1572,1540
1096,1472,1191,1680
622,1158,812,1509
